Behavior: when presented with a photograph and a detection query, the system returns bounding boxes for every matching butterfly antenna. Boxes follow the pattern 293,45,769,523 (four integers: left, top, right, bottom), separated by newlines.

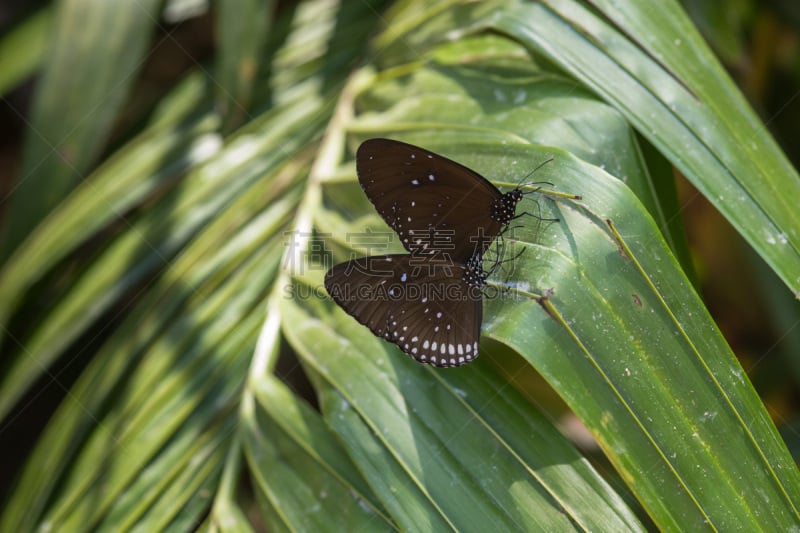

516,155,555,191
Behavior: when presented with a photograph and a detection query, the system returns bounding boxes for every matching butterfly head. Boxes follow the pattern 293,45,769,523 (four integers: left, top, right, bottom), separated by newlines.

491,190,524,226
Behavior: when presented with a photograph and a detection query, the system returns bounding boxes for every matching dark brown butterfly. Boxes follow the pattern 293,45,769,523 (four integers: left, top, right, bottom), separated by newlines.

325,139,530,367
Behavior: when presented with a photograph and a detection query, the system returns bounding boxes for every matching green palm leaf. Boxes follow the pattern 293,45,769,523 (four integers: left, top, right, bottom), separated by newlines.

1,0,797,530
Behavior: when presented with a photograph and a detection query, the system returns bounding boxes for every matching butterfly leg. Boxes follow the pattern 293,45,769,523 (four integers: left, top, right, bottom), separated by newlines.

512,211,559,223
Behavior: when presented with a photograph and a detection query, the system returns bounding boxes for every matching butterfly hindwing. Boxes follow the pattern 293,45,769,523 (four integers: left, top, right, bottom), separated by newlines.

324,254,483,367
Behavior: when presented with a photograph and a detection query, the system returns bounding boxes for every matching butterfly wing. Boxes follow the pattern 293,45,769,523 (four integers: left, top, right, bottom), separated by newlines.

324,254,483,367
356,138,512,262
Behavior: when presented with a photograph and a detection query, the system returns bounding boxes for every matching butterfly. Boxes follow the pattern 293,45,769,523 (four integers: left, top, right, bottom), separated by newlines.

325,138,534,367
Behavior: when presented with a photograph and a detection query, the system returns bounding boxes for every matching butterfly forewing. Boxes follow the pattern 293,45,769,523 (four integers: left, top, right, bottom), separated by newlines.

357,139,517,262
324,254,483,367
